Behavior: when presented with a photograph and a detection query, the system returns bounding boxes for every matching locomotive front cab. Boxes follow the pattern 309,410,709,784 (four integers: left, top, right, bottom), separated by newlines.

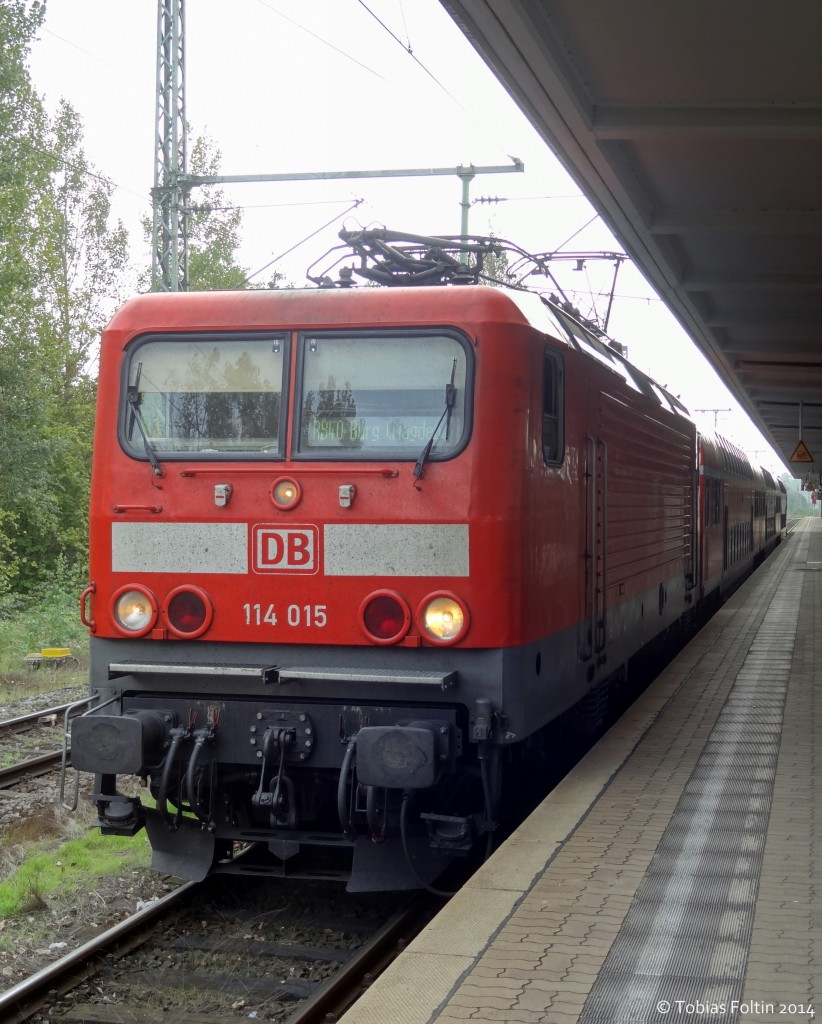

71,288,535,891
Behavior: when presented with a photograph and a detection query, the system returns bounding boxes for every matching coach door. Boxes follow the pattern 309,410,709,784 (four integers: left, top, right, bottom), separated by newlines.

687,464,698,593
582,433,607,663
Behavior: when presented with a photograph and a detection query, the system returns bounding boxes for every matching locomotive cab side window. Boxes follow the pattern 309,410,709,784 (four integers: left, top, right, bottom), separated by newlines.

295,331,472,460
542,349,564,464
121,333,288,459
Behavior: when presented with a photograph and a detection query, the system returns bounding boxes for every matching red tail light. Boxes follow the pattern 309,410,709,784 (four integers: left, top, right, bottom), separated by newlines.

359,591,411,645
164,586,213,639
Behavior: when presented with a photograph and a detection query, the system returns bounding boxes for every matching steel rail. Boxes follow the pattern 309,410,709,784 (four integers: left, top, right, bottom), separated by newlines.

0,750,64,789
286,893,443,1024
0,702,76,736
0,884,439,1024
0,703,89,788
0,881,198,1024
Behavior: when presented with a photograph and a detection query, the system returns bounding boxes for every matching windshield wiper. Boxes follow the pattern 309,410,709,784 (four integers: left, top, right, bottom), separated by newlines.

127,363,164,477
413,359,457,480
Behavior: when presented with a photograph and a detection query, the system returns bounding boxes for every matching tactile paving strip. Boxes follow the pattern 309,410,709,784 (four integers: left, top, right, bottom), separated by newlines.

339,526,816,1024
577,575,801,1023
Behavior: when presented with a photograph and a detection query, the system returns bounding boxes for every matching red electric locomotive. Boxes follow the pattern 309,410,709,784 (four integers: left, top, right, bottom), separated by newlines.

68,235,784,890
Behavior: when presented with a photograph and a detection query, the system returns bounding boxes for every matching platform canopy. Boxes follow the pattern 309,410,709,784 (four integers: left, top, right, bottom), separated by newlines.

442,0,822,471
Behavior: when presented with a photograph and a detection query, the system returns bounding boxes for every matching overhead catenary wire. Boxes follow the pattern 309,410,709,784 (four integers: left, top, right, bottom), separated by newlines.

566,290,664,305
188,197,366,214
253,0,387,80
39,4,611,317
237,198,364,288
396,0,411,50
355,0,521,163
473,194,587,204
42,27,120,68
36,2,571,283
357,0,481,120
549,214,601,254
15,136,148,206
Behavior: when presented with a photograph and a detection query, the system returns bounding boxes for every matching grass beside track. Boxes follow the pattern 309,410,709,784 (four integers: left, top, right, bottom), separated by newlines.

0,571,90,702
0,830,152,920
0,581,154,929
0,667,86,706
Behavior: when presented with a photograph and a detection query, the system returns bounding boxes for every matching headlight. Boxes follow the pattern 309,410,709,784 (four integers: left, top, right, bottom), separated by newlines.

271,477,301,510
418,592,469,645
112,586,157,637
359,590,411,645
164,586,213,639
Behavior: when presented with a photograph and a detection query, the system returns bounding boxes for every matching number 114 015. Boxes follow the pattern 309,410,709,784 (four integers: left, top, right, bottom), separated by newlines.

243,603,327,628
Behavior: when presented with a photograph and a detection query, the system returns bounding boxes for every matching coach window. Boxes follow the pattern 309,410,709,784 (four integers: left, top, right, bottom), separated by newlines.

295,331,471,460
543,349,563,464
122,333,288,459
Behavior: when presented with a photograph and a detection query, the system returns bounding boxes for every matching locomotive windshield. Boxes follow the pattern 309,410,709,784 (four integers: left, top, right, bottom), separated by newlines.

295,332,471,459
121,329,472,463
123,334,287,456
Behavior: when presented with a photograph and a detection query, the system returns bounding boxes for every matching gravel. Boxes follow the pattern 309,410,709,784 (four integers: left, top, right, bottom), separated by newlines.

0,685,402,1022
0,683,178,996
1,683,87,720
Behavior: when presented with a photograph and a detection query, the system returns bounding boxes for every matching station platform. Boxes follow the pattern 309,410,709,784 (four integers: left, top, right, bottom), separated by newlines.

341,518,820,1024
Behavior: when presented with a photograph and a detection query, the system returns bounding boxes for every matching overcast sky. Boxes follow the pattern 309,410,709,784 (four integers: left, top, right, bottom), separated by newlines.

27,0,787,472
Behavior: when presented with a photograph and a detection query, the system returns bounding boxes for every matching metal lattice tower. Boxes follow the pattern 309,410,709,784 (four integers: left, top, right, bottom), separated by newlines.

146,0,522,290
151,0,188,291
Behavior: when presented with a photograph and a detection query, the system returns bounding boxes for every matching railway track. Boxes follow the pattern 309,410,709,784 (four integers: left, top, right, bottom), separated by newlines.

0,881,196,1024
0,702,76,737
0,750,64,789
0,876,441,1024
0,702,81,790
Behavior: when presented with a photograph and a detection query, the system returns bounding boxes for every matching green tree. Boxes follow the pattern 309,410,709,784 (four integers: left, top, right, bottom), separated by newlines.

186,134,250,290
0,0,54,597
476,240,512,287
0,9,131,596
12,105,129,592
0,1,51,316
145,128,294,292
42,100,130,395
143,130,250,292
780,473,813,516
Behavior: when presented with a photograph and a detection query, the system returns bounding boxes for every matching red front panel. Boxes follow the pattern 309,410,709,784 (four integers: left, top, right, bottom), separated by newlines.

88,287,566,653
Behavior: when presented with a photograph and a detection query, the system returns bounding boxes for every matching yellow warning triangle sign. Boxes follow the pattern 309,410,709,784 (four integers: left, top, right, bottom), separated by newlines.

789,439,814,463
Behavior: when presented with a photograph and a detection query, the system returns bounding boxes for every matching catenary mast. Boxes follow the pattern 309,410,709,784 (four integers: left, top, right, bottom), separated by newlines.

151,0,188,292
148,0,523,291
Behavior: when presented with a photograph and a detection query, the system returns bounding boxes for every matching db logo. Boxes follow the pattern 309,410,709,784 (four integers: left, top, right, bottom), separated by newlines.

253,525,319,574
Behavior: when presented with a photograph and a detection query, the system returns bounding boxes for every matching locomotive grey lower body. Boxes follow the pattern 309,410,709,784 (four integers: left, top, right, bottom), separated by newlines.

67,568,728,890
69,626,593,890
71,638,527,890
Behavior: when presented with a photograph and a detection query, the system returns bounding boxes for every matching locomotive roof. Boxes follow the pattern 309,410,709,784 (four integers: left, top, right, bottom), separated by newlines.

106,284,689,421
106,285,559,336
